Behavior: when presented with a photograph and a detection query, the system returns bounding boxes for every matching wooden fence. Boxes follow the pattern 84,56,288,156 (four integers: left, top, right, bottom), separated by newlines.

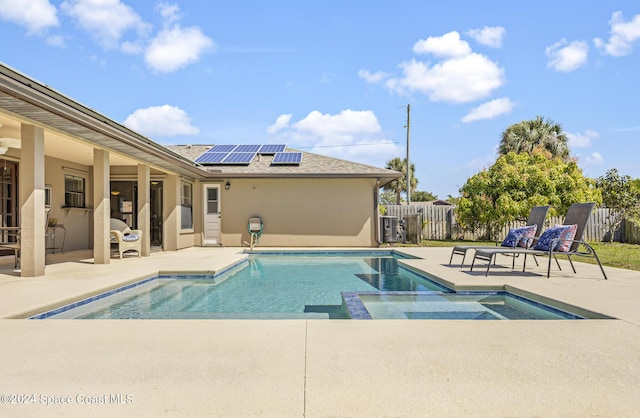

382,205,640,244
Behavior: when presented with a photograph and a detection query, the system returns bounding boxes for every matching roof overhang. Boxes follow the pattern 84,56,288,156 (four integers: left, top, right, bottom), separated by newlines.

0,62,208,178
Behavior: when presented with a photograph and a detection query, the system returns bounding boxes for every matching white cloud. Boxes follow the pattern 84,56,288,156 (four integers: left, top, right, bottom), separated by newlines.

546,39,589,72
267,109,402,168
461,97,515,122
157,2,181,26
121,39,145,54
594,11,640,56
45,34,65,47
267,114,292,134
413,31,471,58
123,105,199,137
61,0,150,49
363,30,506,104
583,152,604,166
144,25,215,73
0,0,58,34
465,26,506,48
386,54,505,103
358,69,389,84
567,130,599,149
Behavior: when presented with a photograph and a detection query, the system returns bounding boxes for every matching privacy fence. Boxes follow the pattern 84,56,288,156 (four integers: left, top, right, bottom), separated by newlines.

382,205,640,244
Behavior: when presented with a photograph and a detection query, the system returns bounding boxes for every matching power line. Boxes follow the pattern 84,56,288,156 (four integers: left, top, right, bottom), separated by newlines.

291,141,401,149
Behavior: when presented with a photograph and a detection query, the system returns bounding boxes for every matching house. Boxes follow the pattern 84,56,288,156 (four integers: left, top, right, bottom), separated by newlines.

0,62,401,277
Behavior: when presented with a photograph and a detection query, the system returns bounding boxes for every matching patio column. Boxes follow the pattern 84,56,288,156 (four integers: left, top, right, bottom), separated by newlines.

93,149,110,264
163,174,179,251
137,164,150,256
19,124,46,277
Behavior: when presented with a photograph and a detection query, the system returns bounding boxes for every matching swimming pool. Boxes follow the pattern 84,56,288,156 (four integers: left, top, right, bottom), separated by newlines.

35,252,449,319
30,251,592,320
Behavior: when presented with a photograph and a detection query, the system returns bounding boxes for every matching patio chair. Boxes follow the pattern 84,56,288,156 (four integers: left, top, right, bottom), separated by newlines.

0,228,21,268
448,205,549,268
470,203,607,279
110,218,142,258
0,209,51,268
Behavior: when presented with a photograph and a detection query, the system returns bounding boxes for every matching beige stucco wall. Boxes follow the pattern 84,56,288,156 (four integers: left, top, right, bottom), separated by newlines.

219,178,378,247
38,160,380,252
44,156,92,252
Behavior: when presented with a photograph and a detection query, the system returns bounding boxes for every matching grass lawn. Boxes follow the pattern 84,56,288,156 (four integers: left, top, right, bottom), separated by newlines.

421,239,640,272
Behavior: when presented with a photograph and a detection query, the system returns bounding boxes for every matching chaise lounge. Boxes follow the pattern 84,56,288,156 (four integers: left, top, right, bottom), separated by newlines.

449,205,550,268
470,202,607,279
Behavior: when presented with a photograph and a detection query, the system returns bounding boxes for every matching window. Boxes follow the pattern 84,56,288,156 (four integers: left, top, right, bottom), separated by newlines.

207,187,218,214
64,174,85,208
180,181,193,229
45,184,52,208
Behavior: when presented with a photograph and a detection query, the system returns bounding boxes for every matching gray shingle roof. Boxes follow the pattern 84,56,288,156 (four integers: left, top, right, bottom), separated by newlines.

166,145,401,184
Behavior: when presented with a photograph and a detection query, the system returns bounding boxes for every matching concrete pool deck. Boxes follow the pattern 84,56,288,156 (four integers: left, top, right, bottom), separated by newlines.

0,246,638,417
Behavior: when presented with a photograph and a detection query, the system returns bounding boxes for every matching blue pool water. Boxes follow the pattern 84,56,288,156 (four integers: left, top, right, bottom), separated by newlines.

38,252,450,319
32,251,588,320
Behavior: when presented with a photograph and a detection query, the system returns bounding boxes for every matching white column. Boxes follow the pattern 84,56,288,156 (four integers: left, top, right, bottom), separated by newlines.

93,149,110,264
137,164,150,256
163,174,179,251
19,124,46,277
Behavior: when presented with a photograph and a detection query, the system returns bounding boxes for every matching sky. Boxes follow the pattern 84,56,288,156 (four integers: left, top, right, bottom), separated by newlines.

1,1,639,199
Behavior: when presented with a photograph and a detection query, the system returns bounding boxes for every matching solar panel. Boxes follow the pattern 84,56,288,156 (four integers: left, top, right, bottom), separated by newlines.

207,144,237,153
272,152,302,165
222,152,256,164
234,144,261,153
195,152,229,164
258,144,286,154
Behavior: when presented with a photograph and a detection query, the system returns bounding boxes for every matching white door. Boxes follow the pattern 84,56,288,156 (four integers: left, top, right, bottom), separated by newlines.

203,186,221,245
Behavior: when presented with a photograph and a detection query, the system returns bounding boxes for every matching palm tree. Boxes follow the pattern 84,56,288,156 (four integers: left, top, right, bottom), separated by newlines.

383,157,418,204
499,116,570,160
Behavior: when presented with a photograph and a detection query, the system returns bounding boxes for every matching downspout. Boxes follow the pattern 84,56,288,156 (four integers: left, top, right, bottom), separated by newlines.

374,178,382,246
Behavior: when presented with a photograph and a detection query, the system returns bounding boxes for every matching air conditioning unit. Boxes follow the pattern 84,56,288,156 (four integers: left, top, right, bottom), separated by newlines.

380,216,398,243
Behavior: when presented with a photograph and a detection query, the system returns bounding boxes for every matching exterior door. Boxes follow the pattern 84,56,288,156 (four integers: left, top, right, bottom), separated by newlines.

150,181,163,247
203,185,221,245
0,160,18,252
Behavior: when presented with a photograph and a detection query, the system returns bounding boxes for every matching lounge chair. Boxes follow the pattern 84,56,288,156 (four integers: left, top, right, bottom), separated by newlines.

110,218,142,258
470,202,607,279
448,205,550,268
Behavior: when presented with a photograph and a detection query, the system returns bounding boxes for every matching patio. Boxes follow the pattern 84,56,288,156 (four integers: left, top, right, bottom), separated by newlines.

0,247,638,417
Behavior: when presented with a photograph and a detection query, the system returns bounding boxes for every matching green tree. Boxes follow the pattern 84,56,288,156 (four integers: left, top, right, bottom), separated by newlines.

379,190,398,205
595,169,640,242
499,116,571,161
457,151,601,240
383,157,418,204
412,191,437,202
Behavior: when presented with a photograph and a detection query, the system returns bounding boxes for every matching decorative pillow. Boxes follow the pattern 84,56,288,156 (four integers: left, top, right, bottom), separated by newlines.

555,224,578,252
501,229,523,248
501,225,535,248
122,233,140,242
517,224,537,248
533,226,566,251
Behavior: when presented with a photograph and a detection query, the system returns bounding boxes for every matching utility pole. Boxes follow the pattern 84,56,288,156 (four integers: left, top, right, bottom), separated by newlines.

405,104,411,206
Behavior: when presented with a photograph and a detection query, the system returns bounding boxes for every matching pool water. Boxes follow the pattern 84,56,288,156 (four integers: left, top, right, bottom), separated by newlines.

352,293,583,320
33,252,589,320
42,253,449,319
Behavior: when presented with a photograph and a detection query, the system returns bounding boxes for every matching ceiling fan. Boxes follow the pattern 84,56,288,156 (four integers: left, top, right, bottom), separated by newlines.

0,137,21,155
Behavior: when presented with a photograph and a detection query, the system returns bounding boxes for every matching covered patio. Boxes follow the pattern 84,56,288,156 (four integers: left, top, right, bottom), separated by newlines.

0,64,210,276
